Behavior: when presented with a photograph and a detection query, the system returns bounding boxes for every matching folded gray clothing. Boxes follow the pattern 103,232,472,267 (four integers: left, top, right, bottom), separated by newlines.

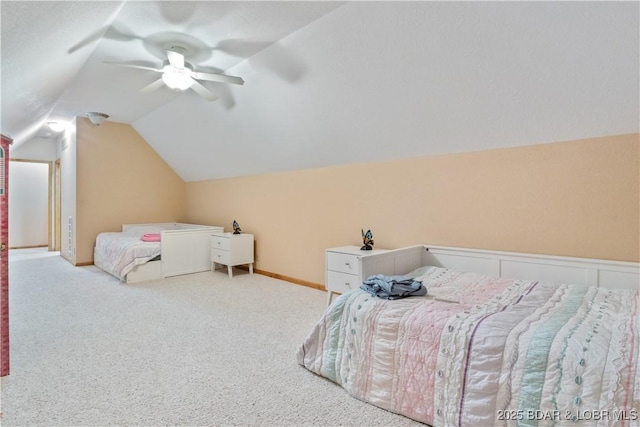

360,274,426,300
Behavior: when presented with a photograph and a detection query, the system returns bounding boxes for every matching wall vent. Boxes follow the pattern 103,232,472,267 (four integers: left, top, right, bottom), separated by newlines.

67,216,73,259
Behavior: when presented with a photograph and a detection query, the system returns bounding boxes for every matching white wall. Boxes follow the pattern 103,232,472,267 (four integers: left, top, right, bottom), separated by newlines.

10,136,58,162
8,161,49,248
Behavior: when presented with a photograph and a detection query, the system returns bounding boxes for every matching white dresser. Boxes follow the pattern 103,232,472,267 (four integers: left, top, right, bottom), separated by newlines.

325,246,391,305
211,232,254,278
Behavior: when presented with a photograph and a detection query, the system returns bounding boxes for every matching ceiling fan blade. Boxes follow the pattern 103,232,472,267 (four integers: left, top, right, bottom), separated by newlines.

103,61,161,73
190,79,219,102
140,78,165,93
68,26,107,54
193,71,244,86
166,49,185,68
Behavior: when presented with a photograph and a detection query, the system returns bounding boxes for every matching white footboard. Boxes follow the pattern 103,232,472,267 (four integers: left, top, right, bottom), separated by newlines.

161,226,222,277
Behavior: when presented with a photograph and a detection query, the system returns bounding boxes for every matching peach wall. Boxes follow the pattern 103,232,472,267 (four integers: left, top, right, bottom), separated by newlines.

185,134,639,286
75,118,186,264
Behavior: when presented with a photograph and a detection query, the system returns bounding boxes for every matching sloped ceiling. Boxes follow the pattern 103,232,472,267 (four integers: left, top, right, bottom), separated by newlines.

2,1,638,182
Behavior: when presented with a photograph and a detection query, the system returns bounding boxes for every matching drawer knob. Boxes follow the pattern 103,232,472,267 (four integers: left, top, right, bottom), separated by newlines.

217,254,221,258
345,262,351,267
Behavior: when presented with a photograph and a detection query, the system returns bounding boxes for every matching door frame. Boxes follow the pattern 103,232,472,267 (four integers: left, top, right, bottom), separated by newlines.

8,158,53,250
55,159,61,251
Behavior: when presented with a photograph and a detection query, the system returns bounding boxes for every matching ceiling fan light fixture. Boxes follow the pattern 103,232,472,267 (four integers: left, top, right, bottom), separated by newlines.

162,66,193,91
103,47,241,101
85,112,109,126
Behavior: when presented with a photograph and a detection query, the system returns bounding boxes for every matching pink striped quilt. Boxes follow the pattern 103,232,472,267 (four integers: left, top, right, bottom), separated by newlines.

94,231,161,281
297,267,639,426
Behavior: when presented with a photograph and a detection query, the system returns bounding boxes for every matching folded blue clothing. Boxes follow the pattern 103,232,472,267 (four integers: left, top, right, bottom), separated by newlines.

360,274,426,300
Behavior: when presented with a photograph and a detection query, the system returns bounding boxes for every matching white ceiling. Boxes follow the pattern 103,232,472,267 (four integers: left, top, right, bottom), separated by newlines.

2,1,638,182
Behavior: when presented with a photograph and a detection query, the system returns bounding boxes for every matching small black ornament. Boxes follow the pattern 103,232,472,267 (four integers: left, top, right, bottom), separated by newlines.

232,220,242,234
361,229,374,251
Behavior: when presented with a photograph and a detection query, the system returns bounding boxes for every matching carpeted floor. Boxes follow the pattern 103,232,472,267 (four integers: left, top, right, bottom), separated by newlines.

0,248,422,426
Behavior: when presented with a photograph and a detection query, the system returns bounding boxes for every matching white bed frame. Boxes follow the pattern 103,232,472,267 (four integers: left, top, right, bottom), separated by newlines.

111,222,223,283
361,245,639,290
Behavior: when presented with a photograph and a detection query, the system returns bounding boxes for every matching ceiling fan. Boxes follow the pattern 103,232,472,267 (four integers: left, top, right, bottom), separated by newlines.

104,46,244,101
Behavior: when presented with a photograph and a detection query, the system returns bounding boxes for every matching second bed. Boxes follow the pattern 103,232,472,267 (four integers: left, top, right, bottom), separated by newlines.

94,222,223,283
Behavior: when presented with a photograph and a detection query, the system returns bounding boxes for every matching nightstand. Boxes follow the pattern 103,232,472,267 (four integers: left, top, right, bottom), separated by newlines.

325,246,390,305
211,233,254,278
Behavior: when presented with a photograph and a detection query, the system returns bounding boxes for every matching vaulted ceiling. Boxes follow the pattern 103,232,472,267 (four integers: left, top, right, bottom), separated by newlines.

2,1,638,182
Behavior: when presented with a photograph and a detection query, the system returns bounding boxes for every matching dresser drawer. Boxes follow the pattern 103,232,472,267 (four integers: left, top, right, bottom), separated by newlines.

211,235,230,251
211,248,230,264
327,252,360,275
326,270,361,293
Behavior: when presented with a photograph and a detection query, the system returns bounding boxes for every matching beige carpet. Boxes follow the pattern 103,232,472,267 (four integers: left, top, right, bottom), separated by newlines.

0,248,422,426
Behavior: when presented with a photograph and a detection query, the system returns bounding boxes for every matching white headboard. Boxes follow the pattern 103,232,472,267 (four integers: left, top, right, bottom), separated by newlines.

372,245,639,290
122,222,218,232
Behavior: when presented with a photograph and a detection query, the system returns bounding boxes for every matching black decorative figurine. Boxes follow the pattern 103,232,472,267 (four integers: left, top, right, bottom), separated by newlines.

232,220,242,234
361,229,374,251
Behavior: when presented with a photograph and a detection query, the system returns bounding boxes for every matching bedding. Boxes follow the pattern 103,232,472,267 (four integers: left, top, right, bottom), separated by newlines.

141,233,161,242
94,225,169,281
297,267,639,426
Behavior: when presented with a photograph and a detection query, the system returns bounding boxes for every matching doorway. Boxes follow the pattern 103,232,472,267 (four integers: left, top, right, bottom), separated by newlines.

8,160,51,250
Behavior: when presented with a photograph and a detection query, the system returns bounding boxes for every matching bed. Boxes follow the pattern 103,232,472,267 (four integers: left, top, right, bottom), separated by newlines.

94,222,223,283
298,245,640,426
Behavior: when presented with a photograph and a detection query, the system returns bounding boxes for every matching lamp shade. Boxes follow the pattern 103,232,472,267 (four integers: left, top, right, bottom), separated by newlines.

85,112,109,126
